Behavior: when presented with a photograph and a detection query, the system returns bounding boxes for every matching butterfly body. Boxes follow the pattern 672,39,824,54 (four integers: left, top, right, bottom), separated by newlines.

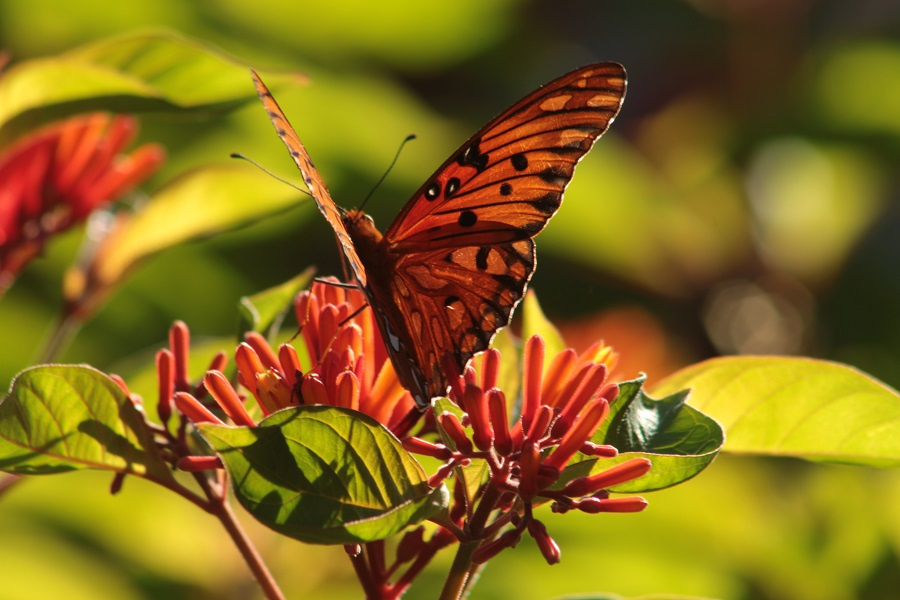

253,63,626,408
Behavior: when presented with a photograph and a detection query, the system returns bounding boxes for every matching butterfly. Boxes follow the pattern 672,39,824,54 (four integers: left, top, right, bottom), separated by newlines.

252,63,626,408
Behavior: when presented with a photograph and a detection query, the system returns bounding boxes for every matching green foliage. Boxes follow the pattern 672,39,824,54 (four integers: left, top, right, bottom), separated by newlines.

652,356,900,467
199,406,447,544
0,366,172,482
0,30,258,140
238,268,314,339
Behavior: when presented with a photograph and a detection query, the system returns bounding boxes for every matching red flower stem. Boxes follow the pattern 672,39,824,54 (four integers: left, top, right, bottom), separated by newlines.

348,546,381,599
202,473,285,600
439,481,503,600
393,530,455,595
367,540,386,579
37,313,80,363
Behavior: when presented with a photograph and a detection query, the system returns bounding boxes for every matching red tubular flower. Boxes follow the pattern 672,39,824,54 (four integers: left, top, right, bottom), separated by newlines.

543,396,610,472
170,279,416,434
177,456,224,472
0,113,164,293
561,458,653,497
462,384,493,451
487,389,513,456
156,349,175,424
435,333,653,564
527,518,561,565
204,371,256,427
402,437,452,460
574,496,649,514
174,391,224,425
471,528,523,564
439,413,473,454
520,335,544,435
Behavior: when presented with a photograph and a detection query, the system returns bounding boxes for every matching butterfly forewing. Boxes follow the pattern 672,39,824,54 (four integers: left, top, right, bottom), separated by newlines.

383,63,627,248
355,63,626,403
251,70,368,287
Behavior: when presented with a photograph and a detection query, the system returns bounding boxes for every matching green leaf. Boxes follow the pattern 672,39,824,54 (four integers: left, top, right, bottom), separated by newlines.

570,376,724,493
199,406,447,544
0,365,173,481
0,29,262,139
238,269,315,340
651,356,900,467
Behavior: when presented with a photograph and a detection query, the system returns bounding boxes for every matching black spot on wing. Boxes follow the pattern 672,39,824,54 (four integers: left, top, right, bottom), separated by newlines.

539,166,570,186
531,192,561,215
476,247,490,270
492,273,521,292
500,183,512,196
520,221,543,236
511,153,528,171
458,139,489,172
425,182,441,200
458,210,477,227
445,177,461,197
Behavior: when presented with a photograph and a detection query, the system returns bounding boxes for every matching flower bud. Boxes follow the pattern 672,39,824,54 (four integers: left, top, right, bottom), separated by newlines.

575,495,648,513
402,436,452,460
527,519,561,565
562,458,652,497
471,529,522,564
173,391,224,425
177,455,224,471
438,413,473,454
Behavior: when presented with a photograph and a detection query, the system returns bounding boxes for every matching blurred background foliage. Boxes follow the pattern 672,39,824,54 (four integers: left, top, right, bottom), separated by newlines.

0,1,898,599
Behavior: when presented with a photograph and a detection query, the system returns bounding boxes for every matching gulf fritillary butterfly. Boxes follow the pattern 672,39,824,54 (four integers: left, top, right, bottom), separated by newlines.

252,64,626,408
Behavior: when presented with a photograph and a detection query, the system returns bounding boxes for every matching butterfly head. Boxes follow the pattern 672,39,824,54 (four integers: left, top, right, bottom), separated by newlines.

343,209,383,249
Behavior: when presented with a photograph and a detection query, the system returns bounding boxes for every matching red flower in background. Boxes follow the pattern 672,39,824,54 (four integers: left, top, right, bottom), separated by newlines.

0,112,164,294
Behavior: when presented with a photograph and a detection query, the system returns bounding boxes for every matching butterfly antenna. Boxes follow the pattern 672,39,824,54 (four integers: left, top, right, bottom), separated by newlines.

357,134,417,213
230,152,313,198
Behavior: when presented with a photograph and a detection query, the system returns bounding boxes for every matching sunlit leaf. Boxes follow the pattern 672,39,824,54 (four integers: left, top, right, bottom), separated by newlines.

0,29,269,139
199,405,447,544
0,365,173,481
64,165,303,311
651,356,900,467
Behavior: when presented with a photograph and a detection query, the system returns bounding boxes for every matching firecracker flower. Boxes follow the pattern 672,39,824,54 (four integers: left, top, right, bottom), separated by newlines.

0,113,165,293
406,335,652,565
172,278,417,439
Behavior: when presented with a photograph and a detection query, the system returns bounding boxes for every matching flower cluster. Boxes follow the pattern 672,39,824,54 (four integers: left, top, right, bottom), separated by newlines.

0,113,164,293
410,335,651,564
167,280,651,567
173,278,417,438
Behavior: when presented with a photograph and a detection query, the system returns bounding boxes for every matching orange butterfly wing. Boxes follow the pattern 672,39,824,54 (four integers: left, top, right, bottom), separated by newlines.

251,70,368,288
253,64,627,408
344,64,626,406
